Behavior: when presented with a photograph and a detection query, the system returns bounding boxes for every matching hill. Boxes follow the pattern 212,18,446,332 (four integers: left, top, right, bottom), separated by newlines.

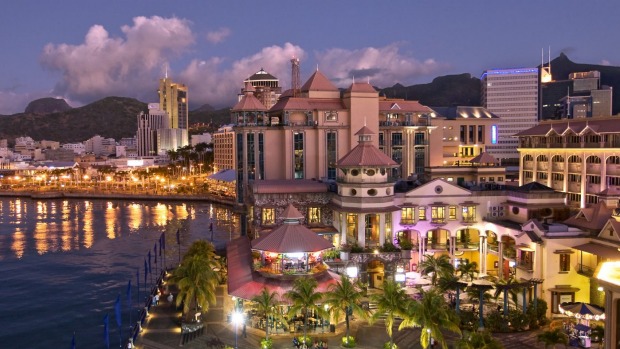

24,97,73,115
378,73,482,107
0,97,147,144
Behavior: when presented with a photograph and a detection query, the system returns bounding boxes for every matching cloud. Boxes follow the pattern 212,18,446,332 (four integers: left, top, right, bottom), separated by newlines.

179,42,305,108
205,27,231,44
601,59,611,66
315,44,445,87
40,16,195,104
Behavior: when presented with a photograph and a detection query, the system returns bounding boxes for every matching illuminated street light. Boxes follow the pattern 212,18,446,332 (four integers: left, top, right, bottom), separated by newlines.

231,311,244,349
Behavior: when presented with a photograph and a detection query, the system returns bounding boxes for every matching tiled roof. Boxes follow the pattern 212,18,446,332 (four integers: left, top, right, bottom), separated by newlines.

207,169,236,182
231,93,267,111
281,203,304,220
246,68,278,81
346,82,377,93
337,143,398,167
269,97,345,112
564,201,614,231
251,222,334,253
379,100,432,113
355,126,375,135
516,118,620,137
470,152,498,165
300,70,338,92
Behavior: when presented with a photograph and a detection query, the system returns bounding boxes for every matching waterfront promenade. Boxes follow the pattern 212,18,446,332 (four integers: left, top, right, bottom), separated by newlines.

137,282,544,349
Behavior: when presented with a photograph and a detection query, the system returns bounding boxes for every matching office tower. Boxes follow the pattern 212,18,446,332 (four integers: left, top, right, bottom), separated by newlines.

158,77,189,146
481,68,539,165
136,103,169,156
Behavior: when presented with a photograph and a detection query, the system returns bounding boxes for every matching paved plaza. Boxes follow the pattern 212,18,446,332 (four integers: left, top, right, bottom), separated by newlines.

134,282,555,349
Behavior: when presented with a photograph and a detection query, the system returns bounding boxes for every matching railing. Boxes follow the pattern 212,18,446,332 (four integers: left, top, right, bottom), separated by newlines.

461,217,477,224
577,263,595,277
400,219,416,225
426,243,448,250
517,258,533,271
488,243,499,253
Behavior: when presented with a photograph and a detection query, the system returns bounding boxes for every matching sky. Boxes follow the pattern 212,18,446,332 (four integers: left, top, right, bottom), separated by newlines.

2,1,620,115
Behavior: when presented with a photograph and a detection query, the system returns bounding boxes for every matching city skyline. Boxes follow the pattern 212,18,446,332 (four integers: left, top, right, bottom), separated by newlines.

2,1,620,114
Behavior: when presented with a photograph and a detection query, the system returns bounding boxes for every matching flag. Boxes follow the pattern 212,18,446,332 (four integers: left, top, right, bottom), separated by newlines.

71,332,76,349
209,221,213,232
154,243,157,264
103,314,110,349
114,294,122,327
136,268,139,291
160,232,166,250
148,250,152,274
159,238,162,256
126,280,132,306
144,259,148,284
176,229,180,245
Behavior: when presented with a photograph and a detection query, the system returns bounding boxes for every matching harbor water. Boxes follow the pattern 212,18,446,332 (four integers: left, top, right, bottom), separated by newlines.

0,197,240,348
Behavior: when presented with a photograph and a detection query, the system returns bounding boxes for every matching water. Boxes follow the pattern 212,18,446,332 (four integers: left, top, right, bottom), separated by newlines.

0,197,240,348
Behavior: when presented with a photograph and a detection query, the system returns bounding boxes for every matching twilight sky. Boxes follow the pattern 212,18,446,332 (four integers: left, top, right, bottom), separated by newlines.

1,0,619,114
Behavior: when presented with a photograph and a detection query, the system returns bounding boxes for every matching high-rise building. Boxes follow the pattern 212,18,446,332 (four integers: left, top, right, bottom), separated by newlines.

158,77,189,145
481,68,539,164
136,103,169,156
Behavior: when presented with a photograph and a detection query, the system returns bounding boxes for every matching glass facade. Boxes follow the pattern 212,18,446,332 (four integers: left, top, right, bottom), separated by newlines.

294,132,304,179
327,131,337,180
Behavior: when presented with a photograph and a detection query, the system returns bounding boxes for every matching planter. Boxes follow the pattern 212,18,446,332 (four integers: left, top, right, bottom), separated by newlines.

340,251,350,261
401,249,412,259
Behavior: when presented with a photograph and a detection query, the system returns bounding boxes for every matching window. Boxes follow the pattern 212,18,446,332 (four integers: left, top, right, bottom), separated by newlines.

431,206,445,224
385,213,392,243
326,131,337,180
559,253,570,272
346,214,357,238
462,206,476,223
401,207,415,224
449,206,457,220
294,132,304,179
324,111,338,122
262,208,275,225
308,207,321,224
419,207,426,220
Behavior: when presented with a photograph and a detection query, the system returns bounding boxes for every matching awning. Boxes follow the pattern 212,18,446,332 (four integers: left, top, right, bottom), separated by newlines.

548,287,580,293
517,245,535,252
573,242,620,260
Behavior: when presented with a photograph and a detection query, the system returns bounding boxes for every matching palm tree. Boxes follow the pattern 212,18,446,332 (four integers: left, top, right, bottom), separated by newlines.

456,261,478,281
419,254,455,286
456,330,504,349
371,280,408,349
399,288,461,349
537,328,568,349
169,253,219,322
323,276,370,341
493,277,523,315
285,277,324,343
252,288,284,340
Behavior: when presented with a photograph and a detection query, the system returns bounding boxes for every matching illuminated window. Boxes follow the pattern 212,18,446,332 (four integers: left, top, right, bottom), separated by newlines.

346,214,357,238
449,206,457,220
401,207,414,224
431,206,445,224
462,206,476,223
262,208,275,225
308,207,321,224
559,253,570,272
418,207,426,221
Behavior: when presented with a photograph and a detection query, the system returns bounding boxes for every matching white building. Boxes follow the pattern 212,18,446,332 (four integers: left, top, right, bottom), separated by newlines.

137,104,169,156
62,143,86,154
84,135,116,156
191,133,212,146
481,68,539,165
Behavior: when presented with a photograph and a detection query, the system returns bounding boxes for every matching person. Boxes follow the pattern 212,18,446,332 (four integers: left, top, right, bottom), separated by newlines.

167,293,174,303
293,337,300,349
154,293,160,305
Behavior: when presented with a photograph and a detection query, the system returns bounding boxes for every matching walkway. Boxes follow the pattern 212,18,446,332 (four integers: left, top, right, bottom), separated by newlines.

136,281,549,349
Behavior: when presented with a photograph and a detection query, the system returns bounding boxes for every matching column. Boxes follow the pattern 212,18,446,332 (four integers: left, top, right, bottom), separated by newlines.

449,235,456,264
358,213,366,247
480,235,487,276
497,241,503,280
604,290,613,348
601,155,608,192
340,213,347,245
379,213,386,245
580,155,587,208
519,154,524,186
418,231,426,265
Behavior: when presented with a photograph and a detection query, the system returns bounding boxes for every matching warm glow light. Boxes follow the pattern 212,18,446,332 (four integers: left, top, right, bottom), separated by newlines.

597,261,620,287
346,266,358,278
232,311,244,324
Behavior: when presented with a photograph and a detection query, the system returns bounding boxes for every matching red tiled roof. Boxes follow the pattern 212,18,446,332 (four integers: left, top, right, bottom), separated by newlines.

269,97,345,112
563,201,614,231
301,70,338,92
281,204,304,220
337,143,398,167
355,126,375,135
379,100,431,113
251,223,334,253
232,94,267,111
470,152,498,165
227,237,341,301
252,180,329,194
346,82,377,93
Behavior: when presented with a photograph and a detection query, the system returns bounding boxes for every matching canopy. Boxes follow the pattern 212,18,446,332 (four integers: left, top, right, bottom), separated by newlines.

559,302,605,321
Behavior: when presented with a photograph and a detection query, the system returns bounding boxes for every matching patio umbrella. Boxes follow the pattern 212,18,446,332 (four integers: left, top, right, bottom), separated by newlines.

559,302,605,326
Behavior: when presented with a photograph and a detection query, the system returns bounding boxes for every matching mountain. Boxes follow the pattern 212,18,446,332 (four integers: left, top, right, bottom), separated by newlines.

0,97,147,144
24,97,72,114
542,53,620,115
378,73,482,107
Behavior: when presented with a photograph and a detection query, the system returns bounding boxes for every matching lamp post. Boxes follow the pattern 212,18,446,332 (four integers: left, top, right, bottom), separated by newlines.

232,311,243,349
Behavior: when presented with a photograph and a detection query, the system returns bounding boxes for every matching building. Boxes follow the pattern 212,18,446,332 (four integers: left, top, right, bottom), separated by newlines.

136,104,169,157
191,133,212,147
481,68,539,165
516,116,620,208
240,68,282,109
541,70,613,120
213,125,235,172
84,135,116,156
158,76,189,145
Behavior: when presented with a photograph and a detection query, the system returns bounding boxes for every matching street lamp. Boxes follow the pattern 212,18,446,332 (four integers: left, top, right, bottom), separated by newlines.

231,311,244,349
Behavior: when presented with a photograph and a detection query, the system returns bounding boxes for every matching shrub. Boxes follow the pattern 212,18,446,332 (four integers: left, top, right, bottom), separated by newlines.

399,239,413,250
297,335,312,345
527,298,548,326
260,338,273,349
342,335,357,348
458,310,478,332
350,243,364,253
383,342,399,349
380,241,399,252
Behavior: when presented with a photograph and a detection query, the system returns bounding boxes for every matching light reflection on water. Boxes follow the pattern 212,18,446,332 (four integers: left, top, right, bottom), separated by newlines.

0,197,240,348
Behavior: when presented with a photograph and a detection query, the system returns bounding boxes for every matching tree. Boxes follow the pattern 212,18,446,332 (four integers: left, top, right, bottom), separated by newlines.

371,280,408,349
169,240,221,322
537,328,568,349
252,288,284,341
456,261,478,281
399,288,461,349
419,254,455,286
285,277,324,343
323,276,370,341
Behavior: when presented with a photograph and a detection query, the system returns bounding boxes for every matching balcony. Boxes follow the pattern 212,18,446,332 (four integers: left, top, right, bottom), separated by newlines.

587,183,601,193
431,218,446,225
577,263,595,277
400,219,415,226
461,217,477,224
586,163,601,174
568,163,582,173
536,163,548,171
568,182,581,193
426,242,448,251
607,164,620,176
523,161,534,170
552,181,564,191
517,258,533,271
552,163,565,172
